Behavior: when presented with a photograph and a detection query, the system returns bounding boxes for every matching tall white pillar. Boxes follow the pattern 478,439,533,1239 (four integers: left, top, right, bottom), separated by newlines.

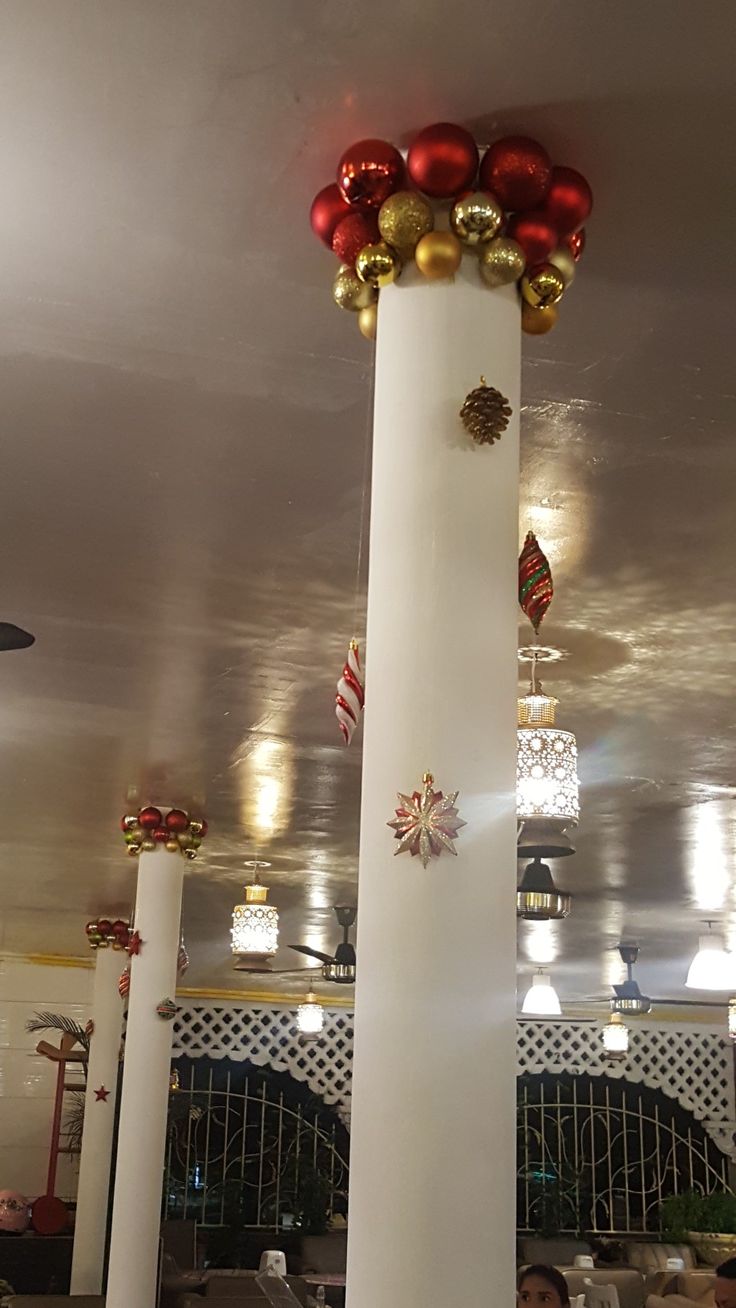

70,939,124,1295
106,848,184,1308
346,260,520,1308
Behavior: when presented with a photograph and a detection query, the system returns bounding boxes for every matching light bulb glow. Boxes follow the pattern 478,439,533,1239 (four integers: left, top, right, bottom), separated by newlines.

728,999,736,1042
231,883,279,958
517,727,579,822
685,932,736,991
521,970,562,1016
602,1013,629,1061
297,993,325,1039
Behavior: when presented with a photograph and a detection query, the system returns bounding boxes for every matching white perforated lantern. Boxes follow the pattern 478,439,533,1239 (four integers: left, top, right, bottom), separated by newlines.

517,688,579,824
602,1013,629,1061
297,992,325,1041
231,881,279,963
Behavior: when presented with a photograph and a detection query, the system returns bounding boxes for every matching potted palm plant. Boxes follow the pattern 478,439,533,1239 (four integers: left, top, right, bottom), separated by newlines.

662,1191,736,1266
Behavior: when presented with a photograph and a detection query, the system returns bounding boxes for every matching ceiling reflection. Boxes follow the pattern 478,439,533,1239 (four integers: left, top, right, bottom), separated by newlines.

235,736,295,846
685,802,733,914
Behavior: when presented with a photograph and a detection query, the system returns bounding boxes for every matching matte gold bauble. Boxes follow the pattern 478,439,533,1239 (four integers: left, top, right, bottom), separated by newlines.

521,302,559,335
548,244,576,286
521,262,565,309
415,231,462,280
355,241,401,288
378,190,434,258
450,191,503,246
479,237,526,287
358,303,378,340
333,266,375,312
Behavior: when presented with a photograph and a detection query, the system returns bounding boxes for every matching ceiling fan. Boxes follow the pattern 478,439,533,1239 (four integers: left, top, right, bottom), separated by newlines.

290,906,357,985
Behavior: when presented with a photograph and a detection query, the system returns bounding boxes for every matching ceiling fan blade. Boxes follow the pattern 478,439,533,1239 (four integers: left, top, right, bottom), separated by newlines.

289,945,333,964
0,623,35,651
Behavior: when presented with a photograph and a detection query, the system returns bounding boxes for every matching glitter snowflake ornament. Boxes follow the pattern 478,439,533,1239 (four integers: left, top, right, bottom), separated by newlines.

387,772,466,868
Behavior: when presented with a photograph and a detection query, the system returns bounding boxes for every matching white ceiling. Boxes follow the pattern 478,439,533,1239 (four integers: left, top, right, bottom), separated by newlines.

0,0,734,1006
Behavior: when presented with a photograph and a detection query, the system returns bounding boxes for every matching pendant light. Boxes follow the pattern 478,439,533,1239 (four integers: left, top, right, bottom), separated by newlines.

231,860,279,969
517,653,579,860
602,1012,629,1061
610,944,651,1015
517,856,572,920
685,923,736,991
297,990,325,1041
521,967,562,1016
728,999,736,1042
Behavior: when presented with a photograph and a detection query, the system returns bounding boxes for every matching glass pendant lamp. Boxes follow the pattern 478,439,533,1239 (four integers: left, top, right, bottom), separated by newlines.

297,991,325,1041
728,999,736,1042
521,968,562,1016
602,1012,629,1061
231,860,279,968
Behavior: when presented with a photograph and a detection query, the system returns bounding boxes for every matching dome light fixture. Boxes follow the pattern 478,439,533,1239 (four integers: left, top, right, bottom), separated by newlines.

611,944,651,1015
297,991,325,1041
517,653,579,860
521,968,562,1017
602,1012,629,1062
685,923,736,991
231,861,279,969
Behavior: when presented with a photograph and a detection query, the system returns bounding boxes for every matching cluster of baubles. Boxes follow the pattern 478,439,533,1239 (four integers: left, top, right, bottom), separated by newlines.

85,917,130,950
310,124,591,339
120,807,208,860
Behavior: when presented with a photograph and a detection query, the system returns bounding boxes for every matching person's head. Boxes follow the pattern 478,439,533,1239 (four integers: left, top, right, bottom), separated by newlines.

518,1265,570,1308
715,1258,736,1308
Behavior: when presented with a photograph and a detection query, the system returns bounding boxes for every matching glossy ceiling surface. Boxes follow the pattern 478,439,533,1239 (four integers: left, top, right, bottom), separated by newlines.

0,0,733,1006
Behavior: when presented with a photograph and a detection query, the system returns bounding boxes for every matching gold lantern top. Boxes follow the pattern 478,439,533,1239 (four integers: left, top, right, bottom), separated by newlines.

518,682,558,727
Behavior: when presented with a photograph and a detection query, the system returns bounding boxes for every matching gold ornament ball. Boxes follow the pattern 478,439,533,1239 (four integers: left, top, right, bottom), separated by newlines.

378,190,434,258
415,231,463,280
521,302,559,335
358,303,378,341
548,245,576,286
333,266,375,312
479,237,526,288
450,191,503,246
165,838,180,853
355,241,401,288
521,262,566,309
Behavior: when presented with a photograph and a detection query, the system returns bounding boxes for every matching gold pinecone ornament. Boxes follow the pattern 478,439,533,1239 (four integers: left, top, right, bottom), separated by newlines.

459,377,512,446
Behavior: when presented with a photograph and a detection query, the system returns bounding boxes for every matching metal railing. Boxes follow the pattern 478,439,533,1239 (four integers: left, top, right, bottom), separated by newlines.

518,1072,732,1235
164,1061,349,1230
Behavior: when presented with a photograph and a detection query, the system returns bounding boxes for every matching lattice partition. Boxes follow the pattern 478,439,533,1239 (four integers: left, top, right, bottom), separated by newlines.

173,1006,736,1153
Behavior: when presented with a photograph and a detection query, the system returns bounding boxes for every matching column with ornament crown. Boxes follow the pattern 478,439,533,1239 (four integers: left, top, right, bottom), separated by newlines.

312,125,591,1308
105,806,207,1308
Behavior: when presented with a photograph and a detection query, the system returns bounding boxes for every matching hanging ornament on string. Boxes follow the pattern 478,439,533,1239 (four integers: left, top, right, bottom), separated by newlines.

518,531,554,634
335,640,365,745
388,772,466,868
156,997,178,1021
460,377,512,446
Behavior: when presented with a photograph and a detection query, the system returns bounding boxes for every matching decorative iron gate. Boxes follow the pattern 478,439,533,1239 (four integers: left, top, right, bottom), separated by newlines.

164,1058,349,1230
518,1072,732,1235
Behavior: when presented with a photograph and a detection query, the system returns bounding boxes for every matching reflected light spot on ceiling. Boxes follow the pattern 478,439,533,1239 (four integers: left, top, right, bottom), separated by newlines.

237,737,294,844
687,802,730,913
523,919,558,965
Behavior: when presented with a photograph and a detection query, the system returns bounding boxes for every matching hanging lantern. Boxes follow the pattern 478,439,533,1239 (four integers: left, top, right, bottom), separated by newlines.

521,968,562,1016
517,673,579,858
169,1067,181,1093
728,999,736,1042
297,991,325,1041
602,1012,629,1061
231,862,279,967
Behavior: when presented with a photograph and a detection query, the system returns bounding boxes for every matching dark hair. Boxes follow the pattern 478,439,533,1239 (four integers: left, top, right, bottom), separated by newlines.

518,1265,571,1306
717,1259,736,1280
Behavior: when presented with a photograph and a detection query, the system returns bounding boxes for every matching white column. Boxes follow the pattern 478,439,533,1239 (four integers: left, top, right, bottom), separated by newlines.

346,259,520,1308
70,942,124,1295
106,848,183,1308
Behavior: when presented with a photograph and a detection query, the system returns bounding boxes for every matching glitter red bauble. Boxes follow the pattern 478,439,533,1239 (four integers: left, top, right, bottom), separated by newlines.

337,139,404,208
332,211,380,266
506,211,558,265
165,808,189,833
479,136,551,212
407,122,479,198
542,166,592,236
138,806,162,831
564,227,586,262
310,183,352,248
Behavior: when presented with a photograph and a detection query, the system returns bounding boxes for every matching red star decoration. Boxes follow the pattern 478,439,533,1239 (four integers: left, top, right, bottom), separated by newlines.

94,1086,110,1102
127,931,143,957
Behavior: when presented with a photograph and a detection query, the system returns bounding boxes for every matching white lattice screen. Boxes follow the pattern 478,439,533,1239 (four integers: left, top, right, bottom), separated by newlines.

172,1006,736,1154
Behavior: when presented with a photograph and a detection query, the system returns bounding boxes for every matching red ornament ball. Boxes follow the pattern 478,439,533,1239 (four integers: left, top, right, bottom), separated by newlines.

138,806,162,831
85,921,98,938
165,808,189,833
309,183,351,248
407,122,479,198
111,919,128,938
543,166,592,235
152,827,169,843
479,136,551,213
564,227,586,262
506,211,558,265
97,918,112,939
332,211,380,266
337,139,404,208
